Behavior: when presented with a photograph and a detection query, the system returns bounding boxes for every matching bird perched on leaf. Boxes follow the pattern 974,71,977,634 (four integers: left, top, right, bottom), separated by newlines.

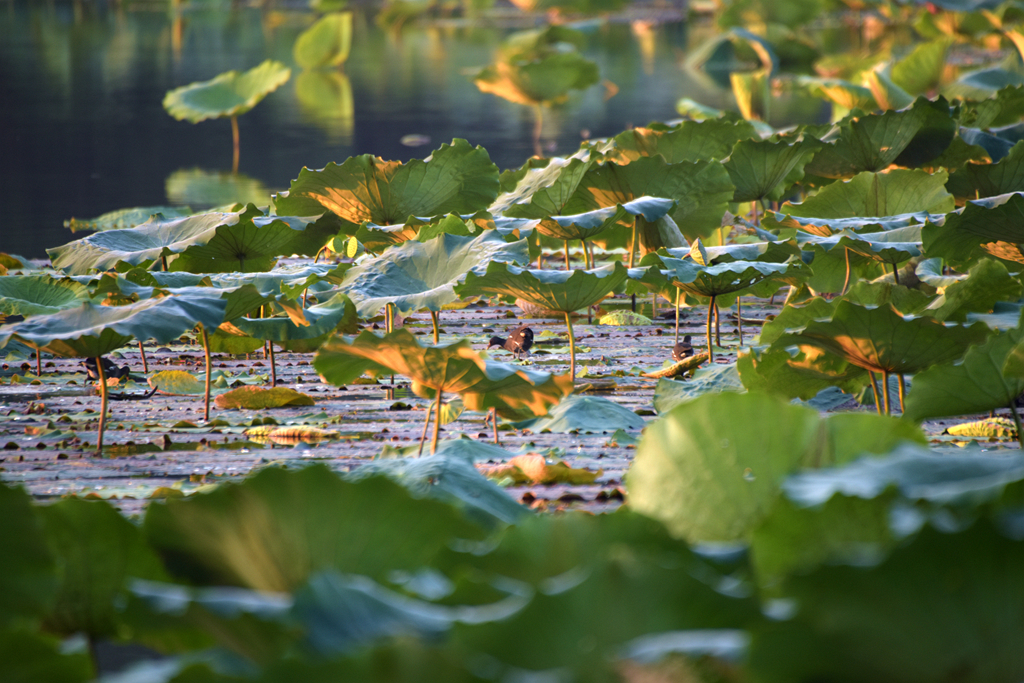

488,324,534,359
83,357,132,382
672,335,694,362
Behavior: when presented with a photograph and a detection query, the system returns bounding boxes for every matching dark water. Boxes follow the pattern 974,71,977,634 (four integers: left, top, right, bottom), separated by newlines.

0,1,824,259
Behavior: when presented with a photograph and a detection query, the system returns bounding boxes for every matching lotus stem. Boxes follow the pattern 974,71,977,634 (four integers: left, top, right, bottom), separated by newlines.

706,297,715,363
139,341,148,373
418,402,431,456
200,324,212,423
737,296,743,347
431,310,440,344
631,294,636,313
587,241,595,269
95,356,108,456
268,342,277,386
491,407,499,445
841,248,852,296
897,373,906,413
675,288,681,344
1009,401,1024,450
564,240,571,271
582,240,591,269
35,348,41,377
629,222,639,269
714,299,721,348
868,370,882,415
386,303,394,334
230,115,240,174
161,255,168,272
891,262,900,286
882,370,892,415
431,390,443,455
565,311,577,383
751,201,759,227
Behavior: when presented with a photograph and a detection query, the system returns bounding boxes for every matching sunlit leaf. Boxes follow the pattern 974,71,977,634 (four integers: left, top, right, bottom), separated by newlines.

294,12,352,69
213,386,316,410
163,60,291,123
783,169,955,218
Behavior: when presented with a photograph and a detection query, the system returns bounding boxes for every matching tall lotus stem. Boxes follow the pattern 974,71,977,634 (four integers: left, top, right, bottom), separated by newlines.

868,370,882,415
841,248,852,295
139,341,148,373
706,297,715,362
736,296,743,347
1009,401,1024,451
94,356,108,455
651,292,657,320
230,115,240,174
897,373,906,413
674,288,681,344
714,300,721,347
751,201,759,227
882,370,892,415
431,389,443,454
586,242,595,269
565,311,577,383
200,324,212,422
582,240,591,269
891,263,900,286
268,342,277,386
386,303,395,384
418,403,431,456
629,222,639,269
564,241,571,271
430,310,440,344
490,407,499,445
35,348,41,377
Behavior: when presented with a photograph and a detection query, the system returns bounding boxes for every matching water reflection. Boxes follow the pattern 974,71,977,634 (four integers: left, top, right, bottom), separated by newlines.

294,70,355,144
165,169,273,209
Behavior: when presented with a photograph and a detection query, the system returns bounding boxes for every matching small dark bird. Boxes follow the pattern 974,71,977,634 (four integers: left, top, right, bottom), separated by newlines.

672,335,694,362
83,357,132,382
488,324,534,359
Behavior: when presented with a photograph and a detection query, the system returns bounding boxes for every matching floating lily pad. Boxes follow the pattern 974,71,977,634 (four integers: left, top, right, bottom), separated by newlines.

213,386,316,410
148,370,206,396
528,394,645,433
64,206,194,233
478,454,600,485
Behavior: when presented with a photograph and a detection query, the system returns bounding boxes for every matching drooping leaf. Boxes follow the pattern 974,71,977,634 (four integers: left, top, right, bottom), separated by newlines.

946,140,1024,203
144,465,482,591
0,294,228,358
660,256,803,300
341,231,529,318
223,293,358,350
738,342,870,400
924,257,1022,322
532,196,677,245
0,630,92,683
891,38,954,94
478,454,600,485
276,139,499,228
527,394,645,433
63,206,193,233
213,386,316,410
293,12,352,69
922,191,1024,267
626,391,925,542
602,119,759,164
163,60,291,123
724,137,822,203
458,261,628,313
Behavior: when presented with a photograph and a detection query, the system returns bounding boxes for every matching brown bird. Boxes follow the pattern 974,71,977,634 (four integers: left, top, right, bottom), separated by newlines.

83,356,132,382
672,335,694,362
488,324,535,359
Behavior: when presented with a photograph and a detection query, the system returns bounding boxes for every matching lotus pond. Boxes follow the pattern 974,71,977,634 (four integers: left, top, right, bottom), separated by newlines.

8,0,1024,681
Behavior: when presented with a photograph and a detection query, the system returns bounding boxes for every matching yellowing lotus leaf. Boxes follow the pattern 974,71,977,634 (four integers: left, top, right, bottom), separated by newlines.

945,417,1018,439
478,454,600,485
213,387,316,410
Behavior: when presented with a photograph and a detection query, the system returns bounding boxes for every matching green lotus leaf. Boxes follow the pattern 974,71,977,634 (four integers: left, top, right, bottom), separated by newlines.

163,60,291,123
533,196,676,243
784,169,955,219
946,140,1024,203
48,205,339,275
0,293,228,358
38,498,170,638
864,67,915,111
459,261,628,313
525,394,645,433
0,630,92,683
922,191,1024,267
143,465,481,591
843,281,934,316
958,84,1024,129
945,66,1024,101
492,155,594,218
798,229,922,266
453,362,573,420
891,38,954,95
904,318,1024,421
0,483,57,628
601,119,760,164
226,292,357,343
625,391,925,542
561,155,736,241
968,301,1024,331
686,240,800,264
293,12,352,69
805,98,955,179
165,168,272,208
473,51,599,107
799,76,877,111
738,342,869,400
764,209,937,236
915,257,964,288
276,139,499,230
776,300,990,375
747,519,1024,683
0,275,93,317
724,136,822,204
64,206,193,233
924,258,1022,322
758,296,837,345
660,256,801,299
341,231,529,318
653,364,745,413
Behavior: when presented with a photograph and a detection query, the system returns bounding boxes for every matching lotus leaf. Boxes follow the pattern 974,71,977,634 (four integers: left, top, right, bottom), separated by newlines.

526,394,645,433
295,70,354,143
891,38,954,94
799,77,877,112
764,209,939,236
924,258,1022,322
148,370,207,396
864,67,914,111
652,363,744,413
37,498,170,638
293,12,352,69
163,60,291,124
64,206,193,233
143,465,481,591
341,231,529,318
599,310,653,326
224,293,358,345
843,281,934,316
783,169,955,219
946,140,1024,203
626,391,925,542
739,342,869,400
49,205,340,275
640,352,709,379
922,191,1024,267
478,454,599,485
945,417,1018,439
533,196,676,243
0,630,92,683
724,137,822,206
747,519,1024,683
0,275,93,317
602,119,760,164
0,483,57,627
492,155,593,218
276,139,499,230
213,386,316,410
904,318,1024,424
